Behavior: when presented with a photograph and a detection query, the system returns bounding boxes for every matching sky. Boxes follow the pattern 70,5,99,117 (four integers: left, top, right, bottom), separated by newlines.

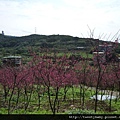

0,0,120,41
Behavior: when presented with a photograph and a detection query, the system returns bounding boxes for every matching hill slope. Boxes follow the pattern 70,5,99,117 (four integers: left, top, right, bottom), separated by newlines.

0,34,119,58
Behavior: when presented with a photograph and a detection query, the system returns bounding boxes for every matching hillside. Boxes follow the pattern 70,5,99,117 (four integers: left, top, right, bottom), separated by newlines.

0,34,119,59
0,34,89,48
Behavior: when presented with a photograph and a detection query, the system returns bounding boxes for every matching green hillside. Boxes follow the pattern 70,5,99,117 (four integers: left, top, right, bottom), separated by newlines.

0,34,89,49
0,34,119,63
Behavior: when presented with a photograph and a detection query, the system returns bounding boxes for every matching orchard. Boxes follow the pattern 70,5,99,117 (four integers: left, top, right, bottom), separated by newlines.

0,48,120,114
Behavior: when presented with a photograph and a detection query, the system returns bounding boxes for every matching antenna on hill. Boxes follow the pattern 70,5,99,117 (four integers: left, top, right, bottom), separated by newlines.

35,27,37,34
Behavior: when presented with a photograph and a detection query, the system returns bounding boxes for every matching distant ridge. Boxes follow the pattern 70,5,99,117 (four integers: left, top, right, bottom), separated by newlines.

0,33,119,57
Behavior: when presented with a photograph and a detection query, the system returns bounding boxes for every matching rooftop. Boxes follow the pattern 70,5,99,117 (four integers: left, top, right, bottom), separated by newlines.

3,56,22,59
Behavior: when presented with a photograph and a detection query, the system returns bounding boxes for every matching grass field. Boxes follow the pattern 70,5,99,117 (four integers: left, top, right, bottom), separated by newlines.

0,84,120,114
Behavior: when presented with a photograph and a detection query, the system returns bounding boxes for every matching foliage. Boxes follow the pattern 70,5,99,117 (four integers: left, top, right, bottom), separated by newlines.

0,38,120,114
0,49,120,114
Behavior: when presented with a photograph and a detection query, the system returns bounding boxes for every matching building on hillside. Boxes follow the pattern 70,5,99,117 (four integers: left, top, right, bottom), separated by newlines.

2,56,22,67
2,31,4,35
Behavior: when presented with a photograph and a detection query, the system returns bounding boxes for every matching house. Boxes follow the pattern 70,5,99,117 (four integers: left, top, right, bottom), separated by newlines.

2,56,22,66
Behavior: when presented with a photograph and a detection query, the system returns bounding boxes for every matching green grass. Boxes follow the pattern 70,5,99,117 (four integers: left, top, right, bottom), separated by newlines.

0,85,120,114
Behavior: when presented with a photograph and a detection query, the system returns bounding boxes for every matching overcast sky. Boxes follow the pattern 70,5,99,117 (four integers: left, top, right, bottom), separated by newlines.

0,0,120,41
